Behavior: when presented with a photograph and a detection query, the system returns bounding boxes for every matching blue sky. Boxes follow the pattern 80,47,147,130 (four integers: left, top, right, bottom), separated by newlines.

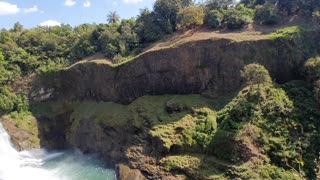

0,0,155,29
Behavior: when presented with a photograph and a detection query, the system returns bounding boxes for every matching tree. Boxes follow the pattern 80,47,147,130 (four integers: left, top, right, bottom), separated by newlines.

136,8,164,43
107,11,120,24
304,56,320,105
177,6,205,29
72,35,97,60
119,19,139,55
304,56,320,83
0,51,11,85
154,0,192,33
241,63,272,85
225,4,254,29
255,5,280,25
12,22,24,33
98,25,120,58
240,0,266,8
206,9,225,28
314,10,320,21
315,80,320,104
206,0,237,9
0,87,16,113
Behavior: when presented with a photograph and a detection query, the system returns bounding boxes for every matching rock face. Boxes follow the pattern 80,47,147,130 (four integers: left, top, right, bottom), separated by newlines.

117,164,146,180
33,32,320,104
66,117,141,162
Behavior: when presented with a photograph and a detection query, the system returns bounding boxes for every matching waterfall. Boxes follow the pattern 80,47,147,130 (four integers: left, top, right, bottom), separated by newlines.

0,123,115,180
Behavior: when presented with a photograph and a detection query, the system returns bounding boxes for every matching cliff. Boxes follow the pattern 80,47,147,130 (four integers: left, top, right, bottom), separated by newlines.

31,27,320,104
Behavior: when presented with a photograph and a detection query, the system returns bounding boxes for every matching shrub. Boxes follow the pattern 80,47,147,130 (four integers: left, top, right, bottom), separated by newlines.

241,64,272,85
177,6,205,29
0,86,16,114
315,80,320,104
255,5,280,25
271,26,302,36
304,56,320,82
225,4,254,29
136,9,164,43
14,93,30,113
206,9,224,28
313,11,320,23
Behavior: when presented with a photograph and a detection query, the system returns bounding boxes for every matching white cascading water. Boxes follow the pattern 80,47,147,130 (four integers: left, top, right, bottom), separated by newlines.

0,123,116,180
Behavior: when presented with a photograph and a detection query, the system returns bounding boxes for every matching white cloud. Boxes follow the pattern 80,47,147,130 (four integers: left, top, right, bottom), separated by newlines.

39,20,61,27
65,0,76,6
83,1,91,7
112,1,118,7
0,2,20,15
123,0,143,4
24,5,38,13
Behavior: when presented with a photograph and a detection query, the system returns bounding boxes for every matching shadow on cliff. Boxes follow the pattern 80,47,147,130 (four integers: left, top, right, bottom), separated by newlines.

29,101,74,150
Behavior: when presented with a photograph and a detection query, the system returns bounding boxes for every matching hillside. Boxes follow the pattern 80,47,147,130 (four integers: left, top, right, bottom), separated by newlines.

5,25,314,179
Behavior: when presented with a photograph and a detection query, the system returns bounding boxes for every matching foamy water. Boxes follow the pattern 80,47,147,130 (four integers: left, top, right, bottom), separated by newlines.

0,123,116,180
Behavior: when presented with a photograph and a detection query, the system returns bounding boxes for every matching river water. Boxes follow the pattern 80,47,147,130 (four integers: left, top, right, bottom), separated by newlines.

0,123,116,180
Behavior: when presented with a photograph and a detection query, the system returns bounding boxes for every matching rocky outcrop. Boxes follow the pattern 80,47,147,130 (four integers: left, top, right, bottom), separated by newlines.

66,117,142,163
32,31,320,104
1,115,40,150
117,164,146,180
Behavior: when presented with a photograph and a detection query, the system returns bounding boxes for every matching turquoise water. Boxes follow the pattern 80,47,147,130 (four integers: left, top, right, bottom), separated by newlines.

0,123,116,180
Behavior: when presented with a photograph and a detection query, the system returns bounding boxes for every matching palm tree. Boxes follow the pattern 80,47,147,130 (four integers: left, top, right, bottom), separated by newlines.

107,11,120,24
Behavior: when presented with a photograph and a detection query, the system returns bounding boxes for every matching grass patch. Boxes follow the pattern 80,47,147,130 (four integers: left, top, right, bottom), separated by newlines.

6,111,40,148
160,154,229,179
233,161,300,180
69,101,130,129
270,26,305,39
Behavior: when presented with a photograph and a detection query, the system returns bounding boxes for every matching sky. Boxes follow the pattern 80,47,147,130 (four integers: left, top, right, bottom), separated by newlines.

0,0,155,29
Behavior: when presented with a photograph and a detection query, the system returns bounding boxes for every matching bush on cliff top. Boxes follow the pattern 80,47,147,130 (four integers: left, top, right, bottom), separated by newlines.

305,56,320,82
225,5,254,29
177,6,205,29
304,56,320,105
241,63,272,85
206,9,225,29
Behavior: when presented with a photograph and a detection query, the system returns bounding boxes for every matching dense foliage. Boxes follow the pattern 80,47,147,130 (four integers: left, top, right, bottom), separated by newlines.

209,64,320,179
305,56,320,105
255,5,280,25
177,6,205,29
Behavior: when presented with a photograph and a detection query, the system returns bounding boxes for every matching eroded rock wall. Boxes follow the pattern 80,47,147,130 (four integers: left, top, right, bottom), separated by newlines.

33,33,320,103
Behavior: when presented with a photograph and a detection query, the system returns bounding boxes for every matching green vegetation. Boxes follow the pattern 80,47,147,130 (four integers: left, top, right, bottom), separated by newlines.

255,5,280,25
160,154,229,179
225,4,255,29
241,63,272,85
271,26,306,39
305,56,320,82
177,6,205,29
206,9,225,28
5,112,40,148
305,56,320,105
